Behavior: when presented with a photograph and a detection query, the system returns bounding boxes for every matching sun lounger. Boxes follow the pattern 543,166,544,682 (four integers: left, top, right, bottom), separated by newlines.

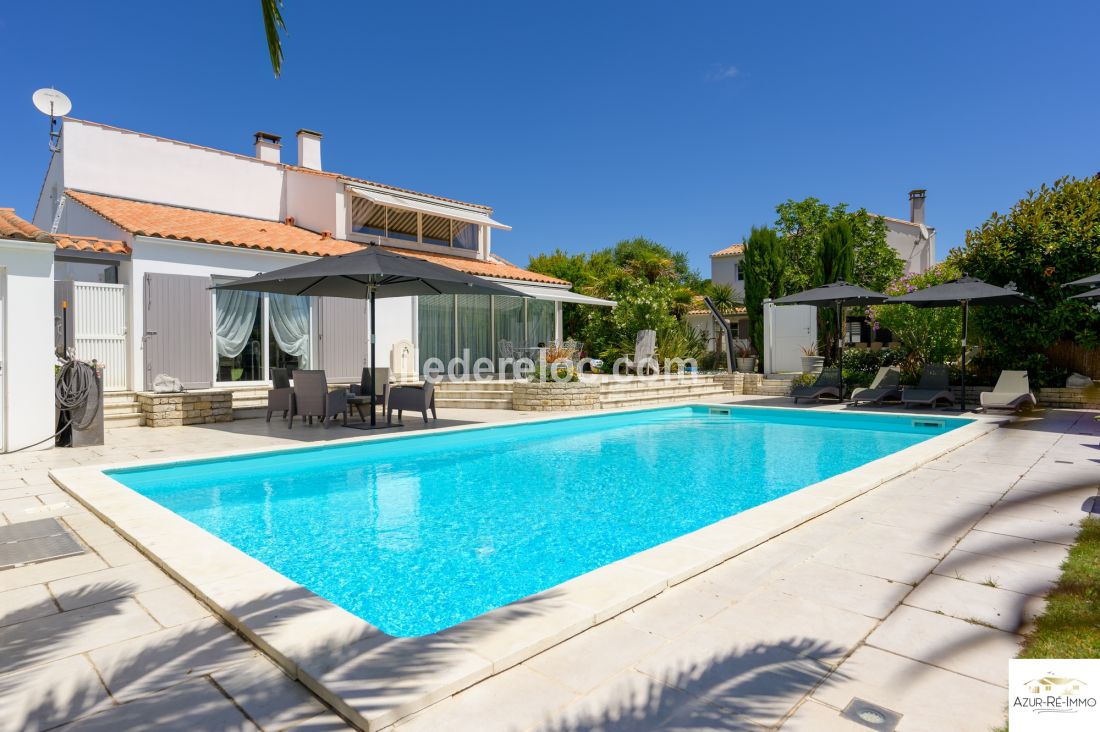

791,367,841,403
849,366,902,406
979,370,1036,412
901,364,956,408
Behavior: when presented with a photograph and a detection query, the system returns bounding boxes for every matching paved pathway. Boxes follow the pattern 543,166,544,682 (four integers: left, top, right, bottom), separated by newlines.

0,405,1096,731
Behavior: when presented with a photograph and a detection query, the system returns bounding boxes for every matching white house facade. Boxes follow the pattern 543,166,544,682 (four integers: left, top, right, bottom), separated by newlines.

1,117,608,451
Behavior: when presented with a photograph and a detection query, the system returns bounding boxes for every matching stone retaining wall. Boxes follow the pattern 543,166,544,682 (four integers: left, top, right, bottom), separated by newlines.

138,390,234,427
513,381,599,412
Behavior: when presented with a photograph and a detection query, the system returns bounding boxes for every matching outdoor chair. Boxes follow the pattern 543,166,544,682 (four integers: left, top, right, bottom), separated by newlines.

289,370,348,428
901,364,956,409
387,381,437,425
632,329,658,375
347,367,390,422
265,367,294,422
849,366,902,406
979,370,1036,412
791,367,841,403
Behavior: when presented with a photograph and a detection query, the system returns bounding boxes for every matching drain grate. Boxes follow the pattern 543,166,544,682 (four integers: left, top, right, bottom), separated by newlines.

840,697,903,731
0,518,85,570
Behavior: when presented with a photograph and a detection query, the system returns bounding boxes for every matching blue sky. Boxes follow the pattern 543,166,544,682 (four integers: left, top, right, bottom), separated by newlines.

1,1,1097,274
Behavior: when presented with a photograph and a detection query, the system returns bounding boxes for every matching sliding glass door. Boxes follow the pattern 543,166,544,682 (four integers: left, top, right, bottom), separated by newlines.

417,294,558,372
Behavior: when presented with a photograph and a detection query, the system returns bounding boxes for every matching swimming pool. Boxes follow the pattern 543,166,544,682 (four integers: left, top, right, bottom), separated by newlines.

108,405,968,637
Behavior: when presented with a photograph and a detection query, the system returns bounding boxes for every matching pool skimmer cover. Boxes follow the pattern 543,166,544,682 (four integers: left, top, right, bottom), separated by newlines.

0,518,84,569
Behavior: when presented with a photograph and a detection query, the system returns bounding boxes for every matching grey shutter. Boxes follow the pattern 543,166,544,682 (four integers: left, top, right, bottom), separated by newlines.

144,273,213,390
315,297,369,383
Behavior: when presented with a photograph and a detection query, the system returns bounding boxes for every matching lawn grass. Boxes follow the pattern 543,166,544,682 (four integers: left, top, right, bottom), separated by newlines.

1018,516,1100,659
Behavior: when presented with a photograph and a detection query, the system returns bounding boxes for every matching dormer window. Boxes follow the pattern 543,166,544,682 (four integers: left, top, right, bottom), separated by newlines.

347,186,511,255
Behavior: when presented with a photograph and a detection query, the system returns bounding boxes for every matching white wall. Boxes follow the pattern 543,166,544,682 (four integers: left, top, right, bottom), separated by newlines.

62,120,285,221
127,237,414,390
884,220,934,274
32,152,64,231
0,240,56,452
710,256,745,298
285,170,344,238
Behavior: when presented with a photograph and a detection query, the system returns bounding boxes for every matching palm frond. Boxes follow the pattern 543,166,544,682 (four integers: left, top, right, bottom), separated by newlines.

261,0,287,78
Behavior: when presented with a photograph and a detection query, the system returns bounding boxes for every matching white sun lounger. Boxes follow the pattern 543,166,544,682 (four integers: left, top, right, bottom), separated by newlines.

979,370,1036,412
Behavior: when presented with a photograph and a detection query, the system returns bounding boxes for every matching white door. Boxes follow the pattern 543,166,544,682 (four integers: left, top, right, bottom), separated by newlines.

764,301,817,373
73,283,129,390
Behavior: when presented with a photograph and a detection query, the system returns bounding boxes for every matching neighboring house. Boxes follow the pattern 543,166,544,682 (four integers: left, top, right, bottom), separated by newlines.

684,295,748,355
1,117,610,450
710,189,937,296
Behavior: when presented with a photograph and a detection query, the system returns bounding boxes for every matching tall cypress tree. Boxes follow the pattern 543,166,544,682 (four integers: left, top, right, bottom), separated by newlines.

742,226,787,358
815,220,855,363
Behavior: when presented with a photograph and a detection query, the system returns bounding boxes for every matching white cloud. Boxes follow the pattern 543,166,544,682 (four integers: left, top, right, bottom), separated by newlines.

709,64,740,81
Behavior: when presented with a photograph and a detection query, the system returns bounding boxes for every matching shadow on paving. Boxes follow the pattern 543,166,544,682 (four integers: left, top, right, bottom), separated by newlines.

187,415,485,444
536,638,850,731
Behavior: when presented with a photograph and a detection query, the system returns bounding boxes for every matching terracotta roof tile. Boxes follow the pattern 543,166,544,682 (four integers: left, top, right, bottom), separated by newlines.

55,234,131,256
0,208,52,243
65,191,567,285
711,243,744,257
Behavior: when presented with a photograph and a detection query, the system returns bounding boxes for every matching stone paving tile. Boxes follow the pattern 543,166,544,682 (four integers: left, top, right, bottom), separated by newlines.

779,699,869,731
525,617,668,694
809,540,940,585
88,616,258,702
0,598,160,675
0,583,58,628
91,538,147,567
840,521,963,560
621,580,731,639
136,584,214,627
865,605,1022,686
210,655,336,732
396,664,576,732
769,561,912,619
972,512,1081,545
903,574,1045,634
48,562,177,610
0,654,112,732
934,548,1061,596
812,646,1006,732
56,677,258,731
953,529,1071,569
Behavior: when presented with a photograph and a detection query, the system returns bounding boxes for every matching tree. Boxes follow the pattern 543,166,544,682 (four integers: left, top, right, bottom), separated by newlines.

774,197,903,293
949,174,1100,381
868,262,963,370
261,0,287,78
741,226,787,358
815,220,855,363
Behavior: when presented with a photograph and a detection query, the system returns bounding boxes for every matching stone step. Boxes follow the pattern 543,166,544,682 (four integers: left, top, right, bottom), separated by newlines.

104,412,144,428
434,382,516,392
600,389,731,408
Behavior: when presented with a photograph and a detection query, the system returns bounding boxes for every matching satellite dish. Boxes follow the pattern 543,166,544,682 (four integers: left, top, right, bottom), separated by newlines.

32,88,71,153
33,88,72,117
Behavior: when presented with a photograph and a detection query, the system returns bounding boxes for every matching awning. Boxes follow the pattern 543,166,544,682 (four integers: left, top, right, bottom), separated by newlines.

348,186,511,231
507,283,616,307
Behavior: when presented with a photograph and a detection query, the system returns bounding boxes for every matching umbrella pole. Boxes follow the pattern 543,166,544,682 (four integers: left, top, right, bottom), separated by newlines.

960,300,968,412
370,284,377,427
836,302,844,401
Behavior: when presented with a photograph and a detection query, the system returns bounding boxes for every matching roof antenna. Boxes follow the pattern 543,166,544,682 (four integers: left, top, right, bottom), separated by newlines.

32,88,72,153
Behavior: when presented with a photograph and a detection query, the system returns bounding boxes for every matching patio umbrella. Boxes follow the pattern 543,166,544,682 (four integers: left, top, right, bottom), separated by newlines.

773,281,889,400
215,244,522,428
886,276,1034,412
1069,287,1100,303
1063,272,1100,289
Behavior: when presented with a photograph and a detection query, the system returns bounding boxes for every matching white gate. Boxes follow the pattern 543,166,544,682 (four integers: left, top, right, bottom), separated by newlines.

73,283,128,391
763,300,817,374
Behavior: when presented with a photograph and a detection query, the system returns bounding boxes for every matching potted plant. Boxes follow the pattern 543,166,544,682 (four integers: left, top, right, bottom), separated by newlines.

735,343,757,373
800,344,825,376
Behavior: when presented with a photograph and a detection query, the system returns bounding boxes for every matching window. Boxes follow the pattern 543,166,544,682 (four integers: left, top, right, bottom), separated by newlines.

421,214,451,247
55,258,119,283
353,200,387,238
214,288,311,383
417,295,559,372
452,221,478,251
215,289,264,382
736,262,745,281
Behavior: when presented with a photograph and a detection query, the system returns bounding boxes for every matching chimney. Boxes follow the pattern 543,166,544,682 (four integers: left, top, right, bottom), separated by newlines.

909,189,927,225
297,129,323,170
254,132,281,163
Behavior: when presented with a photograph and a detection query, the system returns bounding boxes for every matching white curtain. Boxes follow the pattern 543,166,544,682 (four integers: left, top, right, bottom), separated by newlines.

216,289,260,358
269,294,311,368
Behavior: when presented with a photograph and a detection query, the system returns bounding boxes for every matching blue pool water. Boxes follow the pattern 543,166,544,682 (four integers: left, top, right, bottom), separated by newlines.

109,406,967,636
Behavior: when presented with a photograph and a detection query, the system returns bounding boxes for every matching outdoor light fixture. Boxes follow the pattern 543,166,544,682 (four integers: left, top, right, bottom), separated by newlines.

840,697,903,731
